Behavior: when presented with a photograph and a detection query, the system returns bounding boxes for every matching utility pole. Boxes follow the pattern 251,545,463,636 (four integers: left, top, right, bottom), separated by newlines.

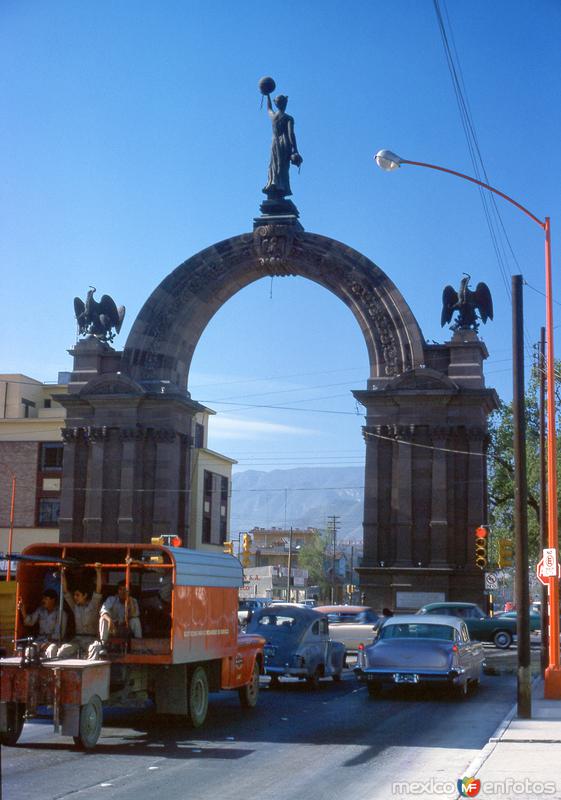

286,526,293,602
512,275,531,718
539,326,549,675
327,516,340,604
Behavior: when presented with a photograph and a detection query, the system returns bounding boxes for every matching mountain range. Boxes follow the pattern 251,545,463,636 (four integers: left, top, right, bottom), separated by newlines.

231,466,365,541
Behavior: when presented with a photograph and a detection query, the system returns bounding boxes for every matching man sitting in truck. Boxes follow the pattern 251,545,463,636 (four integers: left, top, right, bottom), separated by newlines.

18,589,67,659
51,564,103,658
98,581,142,648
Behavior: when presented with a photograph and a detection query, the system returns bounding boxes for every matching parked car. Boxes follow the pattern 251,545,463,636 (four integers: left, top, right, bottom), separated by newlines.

238,598,270,626
416,602,517,649
354,614,484,698
245,605,346,687
494,610,542,632
315,605,380,651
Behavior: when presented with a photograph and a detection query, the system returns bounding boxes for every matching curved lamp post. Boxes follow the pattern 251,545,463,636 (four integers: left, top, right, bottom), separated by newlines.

375,149,560,699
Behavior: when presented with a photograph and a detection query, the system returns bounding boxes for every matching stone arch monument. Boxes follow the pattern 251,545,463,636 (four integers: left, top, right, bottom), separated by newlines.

58,81,498,608
58,217,498,608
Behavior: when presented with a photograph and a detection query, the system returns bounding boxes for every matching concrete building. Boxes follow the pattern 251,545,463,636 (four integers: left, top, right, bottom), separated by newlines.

0,372,235,557
240,565,309,602
247,526,319,568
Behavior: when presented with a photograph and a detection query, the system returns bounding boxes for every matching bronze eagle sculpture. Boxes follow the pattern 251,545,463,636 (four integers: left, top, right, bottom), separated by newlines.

74,287,126,343
441,275,493,332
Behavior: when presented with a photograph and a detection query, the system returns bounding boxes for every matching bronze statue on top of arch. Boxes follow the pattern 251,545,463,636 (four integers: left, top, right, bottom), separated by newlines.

259,76,303,217
441,274,493,333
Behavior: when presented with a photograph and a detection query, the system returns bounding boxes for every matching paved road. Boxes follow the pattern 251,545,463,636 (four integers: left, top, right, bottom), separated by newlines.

2,671,516,800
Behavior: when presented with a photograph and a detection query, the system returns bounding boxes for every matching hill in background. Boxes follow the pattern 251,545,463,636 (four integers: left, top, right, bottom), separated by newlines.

231,466,364,541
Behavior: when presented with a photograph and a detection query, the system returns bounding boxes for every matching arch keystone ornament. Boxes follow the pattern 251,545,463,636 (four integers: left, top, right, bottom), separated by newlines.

57,81,497,606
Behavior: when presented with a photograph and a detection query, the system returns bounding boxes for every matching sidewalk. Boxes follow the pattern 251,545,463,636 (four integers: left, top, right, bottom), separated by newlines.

460,679,561,799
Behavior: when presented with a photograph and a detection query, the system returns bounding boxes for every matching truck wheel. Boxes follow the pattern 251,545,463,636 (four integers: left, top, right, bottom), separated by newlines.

189,666,209,728
73,695,103,750
493,630,513,649
239,662,260,708
0,702,25,746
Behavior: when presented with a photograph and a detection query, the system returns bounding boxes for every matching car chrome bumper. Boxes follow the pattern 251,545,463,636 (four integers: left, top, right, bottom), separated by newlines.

354,666,465,685
265,666,308,678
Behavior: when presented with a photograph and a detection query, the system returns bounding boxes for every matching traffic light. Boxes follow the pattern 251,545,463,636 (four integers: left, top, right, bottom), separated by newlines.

474,526,488,570
241,533,251,567
498,539,514,568
223,541,234,555
151,535,182,547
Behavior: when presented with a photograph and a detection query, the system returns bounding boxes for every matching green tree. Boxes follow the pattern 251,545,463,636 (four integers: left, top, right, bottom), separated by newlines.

298,530,332,601
488,359,561,565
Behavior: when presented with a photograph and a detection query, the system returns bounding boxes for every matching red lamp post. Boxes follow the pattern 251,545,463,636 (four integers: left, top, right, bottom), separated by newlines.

375,150,561,698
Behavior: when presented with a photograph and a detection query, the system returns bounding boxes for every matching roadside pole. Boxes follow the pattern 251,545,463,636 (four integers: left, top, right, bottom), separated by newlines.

538,326,549,674
512,275,531,718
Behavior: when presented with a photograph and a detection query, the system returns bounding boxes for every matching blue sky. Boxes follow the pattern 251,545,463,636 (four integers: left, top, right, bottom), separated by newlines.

2,0,560,474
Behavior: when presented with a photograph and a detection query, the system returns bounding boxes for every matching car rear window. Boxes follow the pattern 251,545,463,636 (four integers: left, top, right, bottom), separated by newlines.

256,614,297,628
380,623,455,641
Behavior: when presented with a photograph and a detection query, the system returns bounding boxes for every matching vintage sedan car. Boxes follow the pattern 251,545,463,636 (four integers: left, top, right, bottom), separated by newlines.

238,597,269,626
315,605,380,651
245,605,346,687
494,610,542,632
354,615,484,698
416,602,518,649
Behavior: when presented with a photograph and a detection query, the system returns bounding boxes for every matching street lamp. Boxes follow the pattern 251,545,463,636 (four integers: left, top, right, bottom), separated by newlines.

375,149,560,700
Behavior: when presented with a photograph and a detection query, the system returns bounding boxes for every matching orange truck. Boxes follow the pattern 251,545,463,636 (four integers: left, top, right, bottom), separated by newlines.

0,542,264,749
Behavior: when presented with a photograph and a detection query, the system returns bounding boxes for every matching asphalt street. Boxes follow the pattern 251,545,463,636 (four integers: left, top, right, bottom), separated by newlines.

2,671,516,800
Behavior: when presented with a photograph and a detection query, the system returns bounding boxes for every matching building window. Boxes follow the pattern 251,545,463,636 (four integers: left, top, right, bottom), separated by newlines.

44,399,52,409
22,398,36,418
40,443,63,471
194,423,205,449
38,498,60,526
202,470,229,545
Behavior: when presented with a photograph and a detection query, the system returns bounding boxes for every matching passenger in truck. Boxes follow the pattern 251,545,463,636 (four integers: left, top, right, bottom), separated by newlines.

99,581,142,646
18,589,67,658
52,564,103,658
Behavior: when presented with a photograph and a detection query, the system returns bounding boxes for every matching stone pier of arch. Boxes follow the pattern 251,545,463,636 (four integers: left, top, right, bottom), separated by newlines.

57,215,498,609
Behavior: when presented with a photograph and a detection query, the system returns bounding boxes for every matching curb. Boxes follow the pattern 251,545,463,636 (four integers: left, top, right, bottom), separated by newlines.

456,675,541,798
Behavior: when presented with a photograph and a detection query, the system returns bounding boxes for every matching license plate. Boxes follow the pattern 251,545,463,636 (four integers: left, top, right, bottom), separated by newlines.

393,673,419,684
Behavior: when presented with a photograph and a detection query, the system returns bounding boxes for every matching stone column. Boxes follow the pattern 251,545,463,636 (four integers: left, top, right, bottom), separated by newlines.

394,425,413,566
467,426,485,530
430,427,449,566
117,429,141,542
152,430,180,536
82,426,108,542
361,425,379,564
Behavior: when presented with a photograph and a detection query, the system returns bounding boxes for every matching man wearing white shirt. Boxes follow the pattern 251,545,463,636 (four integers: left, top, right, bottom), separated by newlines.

99,581,142,644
